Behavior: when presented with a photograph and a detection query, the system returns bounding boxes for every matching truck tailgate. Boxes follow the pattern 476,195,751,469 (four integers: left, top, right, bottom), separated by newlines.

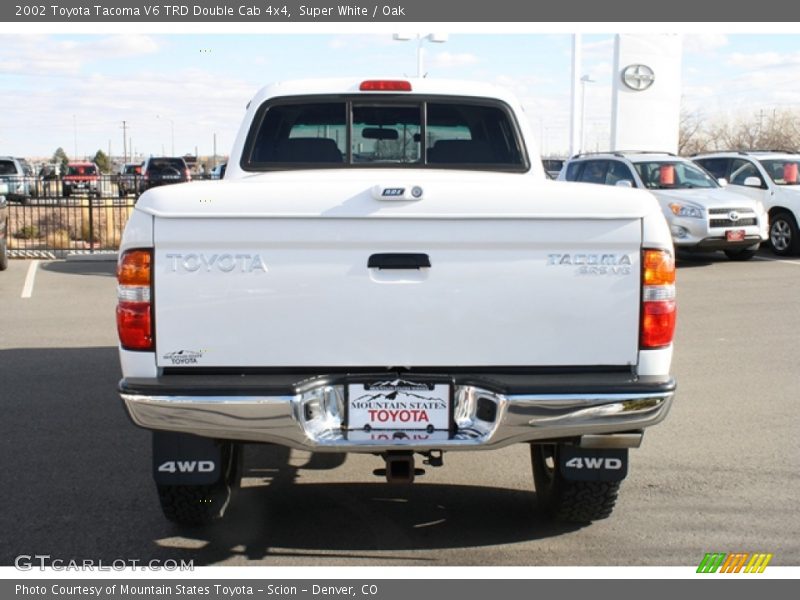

151,191,643,368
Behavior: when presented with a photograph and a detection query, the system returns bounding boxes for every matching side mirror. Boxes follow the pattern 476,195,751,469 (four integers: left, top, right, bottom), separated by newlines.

717,178,728,187
615,180,633,188
743,176,762,188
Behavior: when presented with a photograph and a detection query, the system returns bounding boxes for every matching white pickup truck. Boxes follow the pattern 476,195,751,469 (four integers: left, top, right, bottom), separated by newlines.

116,78,677,526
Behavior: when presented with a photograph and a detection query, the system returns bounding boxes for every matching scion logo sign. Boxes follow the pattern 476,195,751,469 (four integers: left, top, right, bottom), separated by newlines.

163,350,203,365
621,64,655,91
165,253,267,273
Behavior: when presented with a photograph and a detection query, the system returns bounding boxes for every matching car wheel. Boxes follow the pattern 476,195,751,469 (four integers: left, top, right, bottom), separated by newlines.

531,443,620,523
769,211,799,256
63,187,71,198
0,229,8,271
724,245,759,261
156,442,241,527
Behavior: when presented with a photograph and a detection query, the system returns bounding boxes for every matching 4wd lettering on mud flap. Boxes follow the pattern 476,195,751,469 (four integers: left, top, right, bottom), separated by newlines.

565,457,623,470
157,460,215,473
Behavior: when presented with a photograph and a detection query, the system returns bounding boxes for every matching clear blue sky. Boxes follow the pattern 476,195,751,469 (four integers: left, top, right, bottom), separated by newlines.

1,33,799,160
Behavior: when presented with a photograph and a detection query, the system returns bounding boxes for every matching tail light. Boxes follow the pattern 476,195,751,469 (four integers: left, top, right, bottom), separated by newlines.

641,249,676,349
359,80,412,92
117,249,153,351
184,169,191,181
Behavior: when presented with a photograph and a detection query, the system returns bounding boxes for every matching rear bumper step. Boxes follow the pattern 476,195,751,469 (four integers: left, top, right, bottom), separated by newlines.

120,376,675,452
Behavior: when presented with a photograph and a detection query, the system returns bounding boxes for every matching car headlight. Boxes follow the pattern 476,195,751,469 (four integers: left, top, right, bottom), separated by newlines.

669,203,705,219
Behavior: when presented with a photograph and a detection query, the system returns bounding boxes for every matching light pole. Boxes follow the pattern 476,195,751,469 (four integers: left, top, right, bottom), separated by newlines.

580,75,595,154
392,33,448,78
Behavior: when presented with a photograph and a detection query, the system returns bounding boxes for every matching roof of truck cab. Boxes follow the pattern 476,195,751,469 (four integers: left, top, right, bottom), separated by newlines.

249,78,524,106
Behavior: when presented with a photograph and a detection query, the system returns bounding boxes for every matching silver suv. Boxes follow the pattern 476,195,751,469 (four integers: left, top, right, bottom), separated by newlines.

692,151,800,256
0,156,32,203
558,152,768,260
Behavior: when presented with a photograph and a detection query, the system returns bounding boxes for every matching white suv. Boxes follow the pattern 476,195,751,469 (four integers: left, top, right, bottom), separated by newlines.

558,152,768,260
0,156,32,202
692,151,800,256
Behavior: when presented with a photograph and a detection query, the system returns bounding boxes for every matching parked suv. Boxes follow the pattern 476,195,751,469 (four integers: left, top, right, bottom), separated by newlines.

63,161,100,198
692,151,800,256
0,156,33,203
559,152,768,260
0,184,8,270
117,162,142,197
139,157,191,193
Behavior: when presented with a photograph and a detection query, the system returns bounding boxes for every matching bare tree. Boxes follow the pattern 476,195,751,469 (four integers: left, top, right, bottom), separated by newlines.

679,107,800,155
678,110,709,156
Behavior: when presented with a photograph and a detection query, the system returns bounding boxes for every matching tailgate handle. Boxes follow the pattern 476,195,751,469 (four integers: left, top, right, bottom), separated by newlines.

368,253,431,270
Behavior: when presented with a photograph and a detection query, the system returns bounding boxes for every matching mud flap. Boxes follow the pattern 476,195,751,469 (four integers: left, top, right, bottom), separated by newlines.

558,447,628,482
152,432,222,486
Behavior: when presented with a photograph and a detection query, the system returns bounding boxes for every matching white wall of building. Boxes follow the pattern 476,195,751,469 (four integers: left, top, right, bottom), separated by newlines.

611,34,683,154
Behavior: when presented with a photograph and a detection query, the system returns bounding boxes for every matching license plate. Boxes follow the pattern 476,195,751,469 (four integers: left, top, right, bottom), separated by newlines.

726,229,745,242
347,380,450,435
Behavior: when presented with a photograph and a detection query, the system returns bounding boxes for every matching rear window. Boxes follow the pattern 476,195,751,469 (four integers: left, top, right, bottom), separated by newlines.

243,95,528,171
147,158,186,172
67,165,97,176
0,160,17,175
124,165,142,175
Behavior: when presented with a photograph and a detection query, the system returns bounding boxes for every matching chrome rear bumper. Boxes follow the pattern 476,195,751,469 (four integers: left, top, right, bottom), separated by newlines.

121,381,674,452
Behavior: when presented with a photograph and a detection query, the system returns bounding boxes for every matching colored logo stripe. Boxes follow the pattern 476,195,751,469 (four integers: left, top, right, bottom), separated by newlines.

745,553,773,573
697,553,773,573
697,553,726,573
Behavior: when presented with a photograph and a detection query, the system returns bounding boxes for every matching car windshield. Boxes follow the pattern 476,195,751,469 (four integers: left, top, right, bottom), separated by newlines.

245,96,527,171
124,165,141,175
633,161,718,189
67,165,97,176
0,160,17,175
757,159,800,185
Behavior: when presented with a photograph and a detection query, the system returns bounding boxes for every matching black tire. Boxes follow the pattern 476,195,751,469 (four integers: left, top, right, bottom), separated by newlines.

63,186,71,198
769,210,800,256
531,443,620,523
724,245,758,261
0,232,8,271
157,442,242,527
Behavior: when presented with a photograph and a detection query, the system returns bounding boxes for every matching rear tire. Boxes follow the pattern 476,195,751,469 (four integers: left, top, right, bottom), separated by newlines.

157,442,242,527
769,211,799,256
724,245,758,261
531,443,620,523
0,231,8,271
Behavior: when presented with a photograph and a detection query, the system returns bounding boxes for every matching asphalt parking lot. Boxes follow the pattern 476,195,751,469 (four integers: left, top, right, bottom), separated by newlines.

0,251,798,567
